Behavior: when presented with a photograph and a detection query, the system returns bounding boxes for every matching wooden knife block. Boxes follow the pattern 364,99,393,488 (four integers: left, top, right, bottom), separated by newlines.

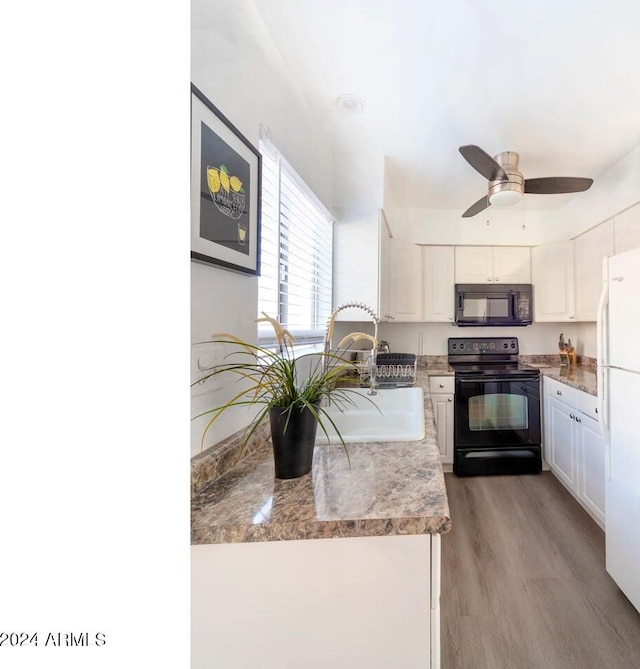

559,349,577,367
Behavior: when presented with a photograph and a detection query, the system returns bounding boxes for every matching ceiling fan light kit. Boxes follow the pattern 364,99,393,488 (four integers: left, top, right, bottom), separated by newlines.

489,188,522,207
459,144,594,217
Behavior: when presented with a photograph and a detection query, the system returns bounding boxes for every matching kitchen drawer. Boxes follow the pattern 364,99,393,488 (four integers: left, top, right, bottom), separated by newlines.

578,391,599,421
429,376,455,394
544,376,579,408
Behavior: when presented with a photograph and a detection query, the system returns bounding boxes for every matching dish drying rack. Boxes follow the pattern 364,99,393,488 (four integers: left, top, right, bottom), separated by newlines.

357,353,417,388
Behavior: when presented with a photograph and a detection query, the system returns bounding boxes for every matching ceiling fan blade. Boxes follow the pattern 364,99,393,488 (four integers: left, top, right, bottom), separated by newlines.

462,195,490,218
459,145,509,182
524,177,593,194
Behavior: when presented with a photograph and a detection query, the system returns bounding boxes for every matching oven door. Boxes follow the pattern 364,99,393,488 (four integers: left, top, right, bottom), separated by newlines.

454,375,541,449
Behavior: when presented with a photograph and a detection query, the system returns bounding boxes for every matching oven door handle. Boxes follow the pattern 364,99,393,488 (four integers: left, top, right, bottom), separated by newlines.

455,376,539,384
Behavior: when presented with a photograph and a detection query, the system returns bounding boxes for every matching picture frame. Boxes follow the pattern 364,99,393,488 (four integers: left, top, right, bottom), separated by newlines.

190,83,261,275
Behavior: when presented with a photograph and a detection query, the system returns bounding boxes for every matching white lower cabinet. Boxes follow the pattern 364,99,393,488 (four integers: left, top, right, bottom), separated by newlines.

577,411,606,526
192,534,442,668
429,376,454,465
543,377,605,528
546,391,579,493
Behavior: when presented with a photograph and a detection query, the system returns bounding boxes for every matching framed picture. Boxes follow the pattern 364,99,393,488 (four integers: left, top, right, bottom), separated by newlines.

191,84,261,275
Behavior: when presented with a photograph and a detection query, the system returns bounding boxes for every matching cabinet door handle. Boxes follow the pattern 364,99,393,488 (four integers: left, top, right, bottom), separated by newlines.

569,315,575,320
495,277,500,282
576,416,581,423
439,384,444,388
488,277,493,282
570,413,575,419
557,390,562,396
448,397,452,402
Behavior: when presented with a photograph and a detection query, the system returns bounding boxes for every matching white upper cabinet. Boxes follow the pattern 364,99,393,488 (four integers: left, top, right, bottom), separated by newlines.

454,246,531,284
492,246,531,283
454,246,493,283
333,210,389,321
378,215,391,321
422,246,455,322
384,239,423,321
531,240,575,321
613,202,640,254
573,220,614,321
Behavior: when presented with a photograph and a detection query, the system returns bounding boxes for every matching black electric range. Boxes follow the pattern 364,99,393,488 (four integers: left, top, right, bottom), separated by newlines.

448,337,542,477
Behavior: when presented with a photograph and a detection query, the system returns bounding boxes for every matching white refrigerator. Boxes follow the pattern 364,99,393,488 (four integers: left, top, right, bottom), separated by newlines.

598,246,640,613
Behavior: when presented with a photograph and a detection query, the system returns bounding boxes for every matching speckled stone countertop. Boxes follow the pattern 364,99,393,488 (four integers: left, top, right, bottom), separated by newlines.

538,367,597,396
191,369,451,545
421,355,597,396
424,363,455,375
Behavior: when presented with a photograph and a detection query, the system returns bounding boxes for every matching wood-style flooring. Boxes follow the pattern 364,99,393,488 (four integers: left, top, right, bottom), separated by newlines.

441,472,640,669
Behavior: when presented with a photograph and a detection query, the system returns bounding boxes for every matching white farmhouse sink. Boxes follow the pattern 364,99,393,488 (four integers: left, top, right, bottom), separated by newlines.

316,387,425,443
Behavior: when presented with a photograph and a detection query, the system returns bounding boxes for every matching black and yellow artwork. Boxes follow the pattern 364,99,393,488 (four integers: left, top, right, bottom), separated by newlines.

199,121,251,256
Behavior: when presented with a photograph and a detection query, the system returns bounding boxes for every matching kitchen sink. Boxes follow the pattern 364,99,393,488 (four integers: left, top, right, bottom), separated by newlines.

316,386,425,443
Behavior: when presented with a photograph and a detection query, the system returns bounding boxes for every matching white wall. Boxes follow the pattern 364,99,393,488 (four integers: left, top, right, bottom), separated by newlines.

192,1,334,209
191,0,335,454
385,206,564,246
560,145,640,240
579,323,597,359
190,262,259,455
333,321,594,357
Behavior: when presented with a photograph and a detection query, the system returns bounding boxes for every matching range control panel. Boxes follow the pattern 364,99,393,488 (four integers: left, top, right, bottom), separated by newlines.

448,337,519,356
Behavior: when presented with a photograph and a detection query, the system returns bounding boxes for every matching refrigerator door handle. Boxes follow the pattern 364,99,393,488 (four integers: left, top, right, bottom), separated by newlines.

596,260,610,478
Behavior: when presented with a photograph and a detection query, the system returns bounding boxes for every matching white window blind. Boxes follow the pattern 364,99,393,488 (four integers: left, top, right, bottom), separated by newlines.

258,140,333,346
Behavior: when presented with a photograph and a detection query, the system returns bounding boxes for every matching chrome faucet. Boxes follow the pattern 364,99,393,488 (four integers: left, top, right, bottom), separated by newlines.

324,302,380,395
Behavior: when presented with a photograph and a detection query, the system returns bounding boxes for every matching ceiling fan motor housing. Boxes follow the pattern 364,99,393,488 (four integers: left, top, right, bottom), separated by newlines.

488,151,524,201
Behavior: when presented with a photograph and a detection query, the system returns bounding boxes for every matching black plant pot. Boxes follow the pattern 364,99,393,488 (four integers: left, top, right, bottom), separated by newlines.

269,404,319,479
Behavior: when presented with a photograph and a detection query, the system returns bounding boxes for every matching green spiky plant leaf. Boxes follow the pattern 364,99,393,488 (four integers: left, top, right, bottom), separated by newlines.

191,334,378,465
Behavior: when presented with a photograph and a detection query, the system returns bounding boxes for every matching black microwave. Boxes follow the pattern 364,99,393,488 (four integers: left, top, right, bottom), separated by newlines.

455,284,533,327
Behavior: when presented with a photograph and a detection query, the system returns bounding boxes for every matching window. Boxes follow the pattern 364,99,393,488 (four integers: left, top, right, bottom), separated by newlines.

258,139,333,346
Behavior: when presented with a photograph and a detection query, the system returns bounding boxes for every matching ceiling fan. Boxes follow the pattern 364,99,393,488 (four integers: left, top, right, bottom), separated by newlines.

458,144,594,218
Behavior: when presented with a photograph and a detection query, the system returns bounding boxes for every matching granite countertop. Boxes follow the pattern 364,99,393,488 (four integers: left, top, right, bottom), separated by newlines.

537,366,597,396
421,356,597,396
423,362,455,376
191,370,451,545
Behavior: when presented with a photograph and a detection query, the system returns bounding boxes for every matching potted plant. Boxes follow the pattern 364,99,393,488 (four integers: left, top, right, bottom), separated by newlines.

192,314,377,479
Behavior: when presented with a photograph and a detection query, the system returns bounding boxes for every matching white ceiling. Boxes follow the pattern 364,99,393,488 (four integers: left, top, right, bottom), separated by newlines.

193,0,640,214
